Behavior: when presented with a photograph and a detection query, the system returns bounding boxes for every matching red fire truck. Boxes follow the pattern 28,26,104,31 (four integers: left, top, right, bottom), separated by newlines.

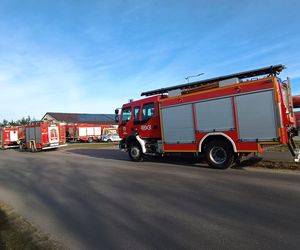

115,65,299,168
0,126,25,149
293,96,300,108
295,112,300,131
66,124,116,142
20,122,66,152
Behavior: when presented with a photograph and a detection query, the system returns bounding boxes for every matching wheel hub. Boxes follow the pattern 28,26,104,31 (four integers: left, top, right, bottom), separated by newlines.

131,147,139,157
210,146,227,164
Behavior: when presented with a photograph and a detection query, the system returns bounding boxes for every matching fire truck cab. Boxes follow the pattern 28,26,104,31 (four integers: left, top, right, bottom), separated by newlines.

116,65,299,169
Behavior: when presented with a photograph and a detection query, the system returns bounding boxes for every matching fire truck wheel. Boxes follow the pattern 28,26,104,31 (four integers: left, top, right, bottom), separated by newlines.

205,140,234,169
88,137,93,143
128,142,144,162
30,143,37,153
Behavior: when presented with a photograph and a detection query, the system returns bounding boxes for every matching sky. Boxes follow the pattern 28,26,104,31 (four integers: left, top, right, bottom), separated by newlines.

0,0,300,121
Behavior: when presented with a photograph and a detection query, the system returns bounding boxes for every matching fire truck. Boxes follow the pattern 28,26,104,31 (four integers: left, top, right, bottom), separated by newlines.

66,124,117,142
0,126,25,149
115,65,299,169
20,121,66,152
294,112,300,131
293,96,300,108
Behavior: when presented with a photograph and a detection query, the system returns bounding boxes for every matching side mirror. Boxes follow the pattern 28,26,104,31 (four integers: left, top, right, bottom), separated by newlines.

115,109,119,115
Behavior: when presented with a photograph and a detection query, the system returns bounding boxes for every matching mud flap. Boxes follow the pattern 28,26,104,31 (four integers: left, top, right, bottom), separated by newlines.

295,149,300,163
287,135,300,162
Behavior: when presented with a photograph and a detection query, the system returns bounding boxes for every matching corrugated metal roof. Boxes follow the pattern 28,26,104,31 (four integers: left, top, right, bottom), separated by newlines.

43,112,116,124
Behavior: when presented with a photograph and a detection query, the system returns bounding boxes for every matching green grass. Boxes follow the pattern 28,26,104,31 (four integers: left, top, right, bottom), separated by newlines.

265,140,300,152
0,202,62,250
65,142,118,149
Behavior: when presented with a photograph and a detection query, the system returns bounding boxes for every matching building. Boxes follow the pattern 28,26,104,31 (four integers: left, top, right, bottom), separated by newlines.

42,112,116,125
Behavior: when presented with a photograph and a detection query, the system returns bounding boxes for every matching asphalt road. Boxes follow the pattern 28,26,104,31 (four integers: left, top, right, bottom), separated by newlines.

0,148,299,250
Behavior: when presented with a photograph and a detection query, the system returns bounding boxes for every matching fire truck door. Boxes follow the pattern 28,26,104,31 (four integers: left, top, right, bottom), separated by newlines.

161,103,195,144
49,126,59,144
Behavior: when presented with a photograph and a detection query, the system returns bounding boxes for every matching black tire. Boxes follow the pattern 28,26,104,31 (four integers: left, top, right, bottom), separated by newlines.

205,140,234,169
107,139,112,143
88,137,93,143
128,142,144,162
31,143,37,153
19,142,25,151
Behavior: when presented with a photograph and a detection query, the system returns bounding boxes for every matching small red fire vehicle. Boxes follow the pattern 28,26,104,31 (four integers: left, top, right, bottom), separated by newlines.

20,121,66,152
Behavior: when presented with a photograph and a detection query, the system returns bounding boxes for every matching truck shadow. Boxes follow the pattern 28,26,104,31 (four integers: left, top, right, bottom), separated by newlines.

67,148,210,167
67,148,263,169
231,156,263,169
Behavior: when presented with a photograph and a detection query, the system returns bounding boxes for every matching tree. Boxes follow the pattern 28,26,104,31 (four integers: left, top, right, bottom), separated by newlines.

0,116,33,127
18,116,32,125
2,119,8,126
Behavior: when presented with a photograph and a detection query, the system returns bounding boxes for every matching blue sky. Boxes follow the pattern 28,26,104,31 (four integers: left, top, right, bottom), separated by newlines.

0,0,299,121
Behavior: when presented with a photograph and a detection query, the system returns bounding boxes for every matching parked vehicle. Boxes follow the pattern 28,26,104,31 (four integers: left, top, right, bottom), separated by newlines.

0,126,25,149
20,121,66,151
102,134,121,142
293,96,300,108
66,124,116,143
115,64,299,168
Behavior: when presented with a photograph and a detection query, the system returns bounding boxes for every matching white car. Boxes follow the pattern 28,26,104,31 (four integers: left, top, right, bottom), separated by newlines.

102,134,121,142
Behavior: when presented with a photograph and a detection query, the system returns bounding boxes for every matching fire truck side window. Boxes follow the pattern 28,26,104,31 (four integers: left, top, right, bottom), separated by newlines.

142,103,154,120
134,106,140,120
122,107,132,122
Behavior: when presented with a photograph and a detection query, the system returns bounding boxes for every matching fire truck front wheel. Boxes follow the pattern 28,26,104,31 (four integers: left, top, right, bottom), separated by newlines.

205,140,234,169
128,142,144,162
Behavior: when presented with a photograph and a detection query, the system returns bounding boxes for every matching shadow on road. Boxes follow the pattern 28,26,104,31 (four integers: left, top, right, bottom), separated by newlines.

1,148,299,250
231,156,263,169
67,148,267,171
67,148,260,170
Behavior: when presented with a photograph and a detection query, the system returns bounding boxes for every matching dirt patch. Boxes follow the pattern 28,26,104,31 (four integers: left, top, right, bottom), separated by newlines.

232,156,300,171
0,202,64,250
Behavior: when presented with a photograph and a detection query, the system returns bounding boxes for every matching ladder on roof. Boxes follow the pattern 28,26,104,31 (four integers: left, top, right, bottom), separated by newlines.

141,64,285,97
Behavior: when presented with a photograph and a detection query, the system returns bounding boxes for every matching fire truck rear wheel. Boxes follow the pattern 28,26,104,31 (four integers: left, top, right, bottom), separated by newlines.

19,142,25,151
128,142,144,162
30,143,37,153
205,140,234,169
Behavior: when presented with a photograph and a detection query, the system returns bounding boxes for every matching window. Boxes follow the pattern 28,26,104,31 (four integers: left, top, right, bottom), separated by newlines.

122,107,132,122
142,103,155,120
134,106,140,120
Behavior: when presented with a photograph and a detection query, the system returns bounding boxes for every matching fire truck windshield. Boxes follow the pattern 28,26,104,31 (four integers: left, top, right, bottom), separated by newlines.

142,103,154,120
122,107,132,122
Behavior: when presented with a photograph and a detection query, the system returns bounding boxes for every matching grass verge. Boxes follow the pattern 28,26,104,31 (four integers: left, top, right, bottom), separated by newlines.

0,202,63,250
265,140,300,153
65,142,118,149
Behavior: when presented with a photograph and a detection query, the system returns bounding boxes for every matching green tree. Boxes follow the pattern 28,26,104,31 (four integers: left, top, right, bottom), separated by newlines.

2,119,8,126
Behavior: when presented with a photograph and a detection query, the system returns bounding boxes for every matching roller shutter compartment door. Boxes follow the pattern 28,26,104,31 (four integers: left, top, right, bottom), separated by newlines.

235,90,278,141
161,104,195,144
